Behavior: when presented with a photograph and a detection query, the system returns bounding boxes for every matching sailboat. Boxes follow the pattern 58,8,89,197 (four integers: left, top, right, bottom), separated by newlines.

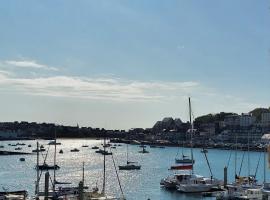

217,131,264,199
119,144,141,170
175,97,223,193
175,141,195,164
82,137,126,200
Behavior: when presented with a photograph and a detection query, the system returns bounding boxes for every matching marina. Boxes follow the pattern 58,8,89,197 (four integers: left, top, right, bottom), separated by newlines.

0,139,269,200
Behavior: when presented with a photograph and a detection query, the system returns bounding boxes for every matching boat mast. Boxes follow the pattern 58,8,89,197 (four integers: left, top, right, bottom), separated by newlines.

53,127,57,193
234,133,238,181
82,162,85,186
127,144,129,164
264,144,266,183
248,130,250,179
189,97,194,175
102,132,106,194
35,141,39,199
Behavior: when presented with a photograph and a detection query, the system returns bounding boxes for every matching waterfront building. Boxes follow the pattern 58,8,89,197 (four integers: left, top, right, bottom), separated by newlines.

262,112,270,127
224,114,240,128
239,113,256,127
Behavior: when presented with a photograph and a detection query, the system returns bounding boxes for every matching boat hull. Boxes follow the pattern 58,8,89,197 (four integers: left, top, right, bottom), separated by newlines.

118,165,141,170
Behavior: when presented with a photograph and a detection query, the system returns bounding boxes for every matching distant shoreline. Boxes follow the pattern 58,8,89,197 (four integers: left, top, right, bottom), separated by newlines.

0,137,267,153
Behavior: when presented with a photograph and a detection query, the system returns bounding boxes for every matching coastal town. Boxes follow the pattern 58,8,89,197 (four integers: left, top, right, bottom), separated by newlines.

1,107,270,151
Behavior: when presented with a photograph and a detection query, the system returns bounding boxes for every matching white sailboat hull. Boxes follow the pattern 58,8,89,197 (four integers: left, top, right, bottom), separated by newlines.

177,184,213,193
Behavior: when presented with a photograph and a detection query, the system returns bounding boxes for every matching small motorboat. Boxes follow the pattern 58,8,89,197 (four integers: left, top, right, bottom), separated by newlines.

16,143,25,146
40,145,45,149
91,146,99,149
119,163,141,170
138,146,149,153
102,144,111,148
0,145,4,148
59,149,63,154
19,158,25,162
48,141,62,145
95,149,112,155
32,148,46,152
15,147,22,151
82,145,89,148
36,164,60,170
28,145,32,147
70,148,80,152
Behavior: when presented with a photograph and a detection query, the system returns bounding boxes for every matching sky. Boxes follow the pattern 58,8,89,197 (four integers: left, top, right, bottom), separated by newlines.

0,0,269,129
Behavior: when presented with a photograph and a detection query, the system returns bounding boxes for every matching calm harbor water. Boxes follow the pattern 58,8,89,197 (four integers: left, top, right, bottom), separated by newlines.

0,139,268,200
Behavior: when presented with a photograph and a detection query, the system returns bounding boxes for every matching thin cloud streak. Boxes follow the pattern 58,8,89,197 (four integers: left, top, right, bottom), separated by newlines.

0,73,200,102
4,60,58,71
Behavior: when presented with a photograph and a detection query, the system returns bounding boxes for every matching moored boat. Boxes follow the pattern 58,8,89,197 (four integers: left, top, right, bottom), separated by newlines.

36,163,60,170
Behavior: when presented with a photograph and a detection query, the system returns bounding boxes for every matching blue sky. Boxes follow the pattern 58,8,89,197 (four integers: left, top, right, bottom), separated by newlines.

0,0,269,129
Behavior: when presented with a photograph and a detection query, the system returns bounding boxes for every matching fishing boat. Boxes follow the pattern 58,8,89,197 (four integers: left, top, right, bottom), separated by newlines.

119,144,141,170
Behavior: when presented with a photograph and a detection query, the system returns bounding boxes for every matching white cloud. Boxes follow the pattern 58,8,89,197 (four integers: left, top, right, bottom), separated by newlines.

0,72,200,102
4,60,58,71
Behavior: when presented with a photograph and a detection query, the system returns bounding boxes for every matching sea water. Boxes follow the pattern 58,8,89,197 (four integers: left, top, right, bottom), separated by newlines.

0,139,268,200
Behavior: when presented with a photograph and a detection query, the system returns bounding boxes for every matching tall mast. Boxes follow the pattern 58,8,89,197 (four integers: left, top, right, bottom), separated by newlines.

234,133,238,181
102,132,106,194
35,141,39,199
189,97,194,175
53,127,57,193
248,131,250,178
82,162,85,186
264,144,266,183
127,144,129,164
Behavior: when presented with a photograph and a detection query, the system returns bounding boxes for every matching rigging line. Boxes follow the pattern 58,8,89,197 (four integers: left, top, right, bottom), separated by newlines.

226,149,233,168
111,151,125,199
238,151,246,176
254,152,262,179
37,145,52,185
203,151,213,179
